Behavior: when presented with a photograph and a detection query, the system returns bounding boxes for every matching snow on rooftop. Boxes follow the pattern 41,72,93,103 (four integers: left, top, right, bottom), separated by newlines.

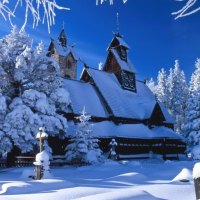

116,36,130,49
150,126,184,140
68,121,183,140
63,79,107,118
52,41,79,60
87,68,156,120
158,101,175,124
111,49,135,72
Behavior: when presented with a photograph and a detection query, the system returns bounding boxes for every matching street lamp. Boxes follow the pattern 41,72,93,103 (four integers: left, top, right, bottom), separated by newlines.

34,127,48,180
36,127,48,153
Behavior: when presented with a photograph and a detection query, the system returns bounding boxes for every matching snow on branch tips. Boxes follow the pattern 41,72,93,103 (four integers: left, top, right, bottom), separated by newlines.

0,0,14,21
96,0,128,5
0,0,70,33
172,0,200,19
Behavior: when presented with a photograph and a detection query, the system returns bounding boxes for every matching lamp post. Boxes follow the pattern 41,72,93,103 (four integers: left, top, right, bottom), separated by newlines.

34,127,48,180
36,127,48,153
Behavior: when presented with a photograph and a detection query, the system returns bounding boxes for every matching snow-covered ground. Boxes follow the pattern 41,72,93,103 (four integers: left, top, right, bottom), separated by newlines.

0,159,196,200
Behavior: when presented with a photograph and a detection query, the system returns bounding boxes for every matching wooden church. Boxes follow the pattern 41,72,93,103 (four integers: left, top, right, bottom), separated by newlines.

48,28,186,160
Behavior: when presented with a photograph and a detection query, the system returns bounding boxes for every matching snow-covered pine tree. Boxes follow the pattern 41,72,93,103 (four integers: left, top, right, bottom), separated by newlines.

65,107,103,165
156,68,168,106
0,93,12,155
146,78,157,96
166,60,188,133
0,26,70,154
183,59,200,157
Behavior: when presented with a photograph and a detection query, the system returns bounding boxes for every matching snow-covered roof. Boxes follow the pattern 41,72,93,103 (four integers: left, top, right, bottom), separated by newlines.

116,36,130,49
68,121,183,140
86,68,156,120
158,102,175,124
110,49,135,72
108,35,130,50
150,126,183,140
63,79,107,118
51,40,79,60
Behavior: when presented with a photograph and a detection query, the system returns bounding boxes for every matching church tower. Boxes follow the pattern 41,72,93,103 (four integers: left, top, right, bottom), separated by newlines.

103,13,136,92
48,28,79,79
103,32,136,92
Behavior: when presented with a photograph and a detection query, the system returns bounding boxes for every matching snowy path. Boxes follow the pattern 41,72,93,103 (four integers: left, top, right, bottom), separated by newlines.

0,159,196,200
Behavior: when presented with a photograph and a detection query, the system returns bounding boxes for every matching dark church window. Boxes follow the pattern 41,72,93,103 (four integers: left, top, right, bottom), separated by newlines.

121,71,136,92
67,60,72,69
120,47,127,61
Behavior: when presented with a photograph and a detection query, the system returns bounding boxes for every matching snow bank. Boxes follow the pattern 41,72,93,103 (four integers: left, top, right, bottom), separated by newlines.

172,168,192,182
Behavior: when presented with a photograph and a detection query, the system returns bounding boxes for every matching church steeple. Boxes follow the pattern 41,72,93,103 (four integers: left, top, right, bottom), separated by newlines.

103,15,136,92
58,28,67,47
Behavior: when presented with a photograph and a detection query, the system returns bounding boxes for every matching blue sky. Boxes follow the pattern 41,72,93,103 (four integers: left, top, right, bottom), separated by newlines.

0,0,200,82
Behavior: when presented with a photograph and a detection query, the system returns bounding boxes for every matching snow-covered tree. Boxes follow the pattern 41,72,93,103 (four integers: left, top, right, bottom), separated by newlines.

0,93,12,155
166,60,188,133
98,62,104,71
183,59,200,156
157,68,168,106
0,26,70,154
146,78,157,96
65,107,103,165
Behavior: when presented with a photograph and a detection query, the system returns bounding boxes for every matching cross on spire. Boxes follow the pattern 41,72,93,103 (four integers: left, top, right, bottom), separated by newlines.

62,21,65,30
116,12,120,33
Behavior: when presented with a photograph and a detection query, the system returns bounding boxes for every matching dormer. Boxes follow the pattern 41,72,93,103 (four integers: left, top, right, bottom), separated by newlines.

104,33,136,92
108,32,129,62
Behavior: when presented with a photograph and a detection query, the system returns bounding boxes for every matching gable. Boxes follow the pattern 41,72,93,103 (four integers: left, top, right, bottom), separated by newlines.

150,103,165,125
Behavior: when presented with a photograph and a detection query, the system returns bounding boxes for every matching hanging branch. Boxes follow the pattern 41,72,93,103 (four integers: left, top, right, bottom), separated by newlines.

0,0,70,33
172,0,200,19
96,0,128,5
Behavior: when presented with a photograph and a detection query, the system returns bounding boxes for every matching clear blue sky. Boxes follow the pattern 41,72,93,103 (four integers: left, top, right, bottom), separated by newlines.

0,0,200,82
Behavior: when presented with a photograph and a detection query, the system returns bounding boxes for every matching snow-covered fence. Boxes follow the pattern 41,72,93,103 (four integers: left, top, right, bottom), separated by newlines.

50,155,67,166
0,159,6,168
15,156,35,167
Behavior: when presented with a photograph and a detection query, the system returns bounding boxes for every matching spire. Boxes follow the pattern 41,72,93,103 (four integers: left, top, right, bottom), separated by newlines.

58,25,67,47
115,12,121,38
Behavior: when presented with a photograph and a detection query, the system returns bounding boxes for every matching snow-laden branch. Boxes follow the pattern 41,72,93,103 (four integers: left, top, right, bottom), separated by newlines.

96,0,128,5
0,0,14,21
172,0,200,19
0,0,70,33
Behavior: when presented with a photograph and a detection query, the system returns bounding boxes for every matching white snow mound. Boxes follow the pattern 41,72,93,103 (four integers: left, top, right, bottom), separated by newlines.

172,168,192,182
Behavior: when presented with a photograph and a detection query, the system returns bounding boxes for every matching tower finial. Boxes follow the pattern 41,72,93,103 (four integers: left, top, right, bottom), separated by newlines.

116,12,120,34
62,21,65,30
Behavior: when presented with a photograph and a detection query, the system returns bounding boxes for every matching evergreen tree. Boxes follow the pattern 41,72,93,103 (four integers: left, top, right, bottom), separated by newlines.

166,60,188,133
146,78,157,96
183,59,200,155
65,107,103,165
156,68,167,106
0,27,70,154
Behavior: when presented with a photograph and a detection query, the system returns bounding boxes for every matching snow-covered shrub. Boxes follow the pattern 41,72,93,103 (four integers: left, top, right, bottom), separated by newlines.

65,107,104,165
191,145,200,160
